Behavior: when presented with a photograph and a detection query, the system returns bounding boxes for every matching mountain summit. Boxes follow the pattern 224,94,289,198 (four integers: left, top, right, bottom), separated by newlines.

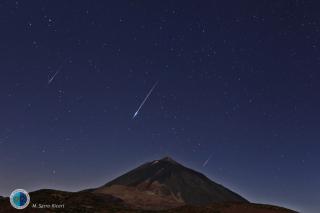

93,157,247,210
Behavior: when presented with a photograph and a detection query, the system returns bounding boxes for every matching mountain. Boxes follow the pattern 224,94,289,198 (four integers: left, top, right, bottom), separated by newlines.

92,157,247,209
0,157,297,213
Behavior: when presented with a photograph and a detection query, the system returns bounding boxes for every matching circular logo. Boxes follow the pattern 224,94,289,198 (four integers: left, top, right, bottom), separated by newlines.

10,189,30,210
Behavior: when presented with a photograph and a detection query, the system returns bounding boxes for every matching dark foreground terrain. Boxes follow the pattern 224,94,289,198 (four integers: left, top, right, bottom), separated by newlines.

0,191,297,213
0,157,297,213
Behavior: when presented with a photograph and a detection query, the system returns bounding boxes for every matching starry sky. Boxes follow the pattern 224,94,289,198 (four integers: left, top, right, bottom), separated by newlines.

0,1,319,212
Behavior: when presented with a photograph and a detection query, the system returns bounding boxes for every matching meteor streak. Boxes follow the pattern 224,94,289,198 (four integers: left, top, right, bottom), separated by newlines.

132,81,158,119
48,65,62,85
202,154,213,167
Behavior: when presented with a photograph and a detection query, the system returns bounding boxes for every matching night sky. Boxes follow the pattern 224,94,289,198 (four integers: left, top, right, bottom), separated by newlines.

1,1,319,212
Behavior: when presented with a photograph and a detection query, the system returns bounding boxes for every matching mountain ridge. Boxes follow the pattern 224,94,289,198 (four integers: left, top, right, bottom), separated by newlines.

92,156,247,209
0,157,297,213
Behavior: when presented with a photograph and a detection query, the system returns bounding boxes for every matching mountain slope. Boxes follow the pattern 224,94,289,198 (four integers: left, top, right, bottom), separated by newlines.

163,203,298,213
93,157,247,209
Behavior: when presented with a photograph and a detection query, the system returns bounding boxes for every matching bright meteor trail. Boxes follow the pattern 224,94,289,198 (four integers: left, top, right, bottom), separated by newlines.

132,81,158,119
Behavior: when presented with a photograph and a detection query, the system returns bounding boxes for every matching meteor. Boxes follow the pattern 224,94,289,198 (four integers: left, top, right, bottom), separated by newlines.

132,81,158,119
48,65,62,85
202,154,213,167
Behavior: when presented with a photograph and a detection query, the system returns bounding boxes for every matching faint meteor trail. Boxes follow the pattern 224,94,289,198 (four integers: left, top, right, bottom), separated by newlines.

48,65,62,85
132,81,158,119
202,154,213,167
